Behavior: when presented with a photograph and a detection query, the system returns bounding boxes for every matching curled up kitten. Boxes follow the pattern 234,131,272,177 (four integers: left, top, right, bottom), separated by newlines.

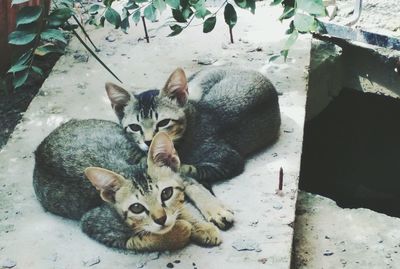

81,132,221,251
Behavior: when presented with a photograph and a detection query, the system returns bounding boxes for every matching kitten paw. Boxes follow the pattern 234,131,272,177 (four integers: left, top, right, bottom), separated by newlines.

166,219,192,250
207,206,234,230
191,222,221,246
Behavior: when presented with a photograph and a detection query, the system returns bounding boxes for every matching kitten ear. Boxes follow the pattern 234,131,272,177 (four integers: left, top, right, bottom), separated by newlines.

105,82,131,108
147,132,180,172
162,68,188,106
85,167,125,203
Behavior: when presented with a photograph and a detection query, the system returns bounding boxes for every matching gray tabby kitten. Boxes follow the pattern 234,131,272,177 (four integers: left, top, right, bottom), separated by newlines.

34,127,221,251
106,67,281,227
106,67,281,183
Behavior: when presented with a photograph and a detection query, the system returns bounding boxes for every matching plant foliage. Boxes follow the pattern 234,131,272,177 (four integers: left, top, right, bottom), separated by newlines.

8,0,326,89
270,0,326,61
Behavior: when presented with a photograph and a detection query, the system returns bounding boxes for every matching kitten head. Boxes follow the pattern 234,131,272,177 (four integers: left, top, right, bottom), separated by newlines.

106,68,189,152
85,132,185,235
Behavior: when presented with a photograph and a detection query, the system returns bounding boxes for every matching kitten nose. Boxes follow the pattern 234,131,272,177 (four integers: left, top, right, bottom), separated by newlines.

144,140,152,147
153,214,167,226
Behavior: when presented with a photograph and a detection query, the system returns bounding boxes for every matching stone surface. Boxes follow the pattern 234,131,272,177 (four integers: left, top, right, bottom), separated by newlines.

293,191,400,269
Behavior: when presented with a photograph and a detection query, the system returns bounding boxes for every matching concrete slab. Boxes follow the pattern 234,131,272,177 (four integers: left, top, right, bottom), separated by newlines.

0,3,310,269
294,191,400,269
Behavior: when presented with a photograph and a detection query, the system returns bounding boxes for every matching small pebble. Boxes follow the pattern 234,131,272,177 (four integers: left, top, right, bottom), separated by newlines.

1,259,16,268
273,203,283,210
323,250,334,256
105,35,116,42
258,258,268,264
232,238,262,252
148,252,160,260
83,257,100,267
166,262,174,268
173,260,181,264
136,260,146,268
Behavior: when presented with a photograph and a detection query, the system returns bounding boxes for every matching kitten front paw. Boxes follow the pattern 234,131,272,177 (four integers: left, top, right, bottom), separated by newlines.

191,222,221,246
207,206,234,231
165,219,192,250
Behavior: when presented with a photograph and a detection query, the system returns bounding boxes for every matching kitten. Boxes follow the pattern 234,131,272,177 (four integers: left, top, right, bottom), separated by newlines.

33,119,143,220
35,129,220,251
105,67,281,228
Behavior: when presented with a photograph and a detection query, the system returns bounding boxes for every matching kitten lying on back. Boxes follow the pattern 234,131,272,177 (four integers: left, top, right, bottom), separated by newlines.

106,67,281,228
35,129,220,251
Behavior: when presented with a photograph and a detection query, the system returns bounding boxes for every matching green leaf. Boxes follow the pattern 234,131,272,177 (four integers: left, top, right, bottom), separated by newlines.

270,0,283,5
60,0,74,8
172,9,187,23
100,16,106,27
105,7,121,28
247,0,255,14
234,0,247,9
12,70,29,89
11,0,30,5
165,0,180,9
153,0,167,12
7,64,28,74
15,22,37,32
8,31,36,45
283,29,298,50
40,29,67,44
49,8,73,20
62,24,79,31
193,0,209,18
132,10,141,24
144,4,157,22
16,6,42,27
121,17,130,33
48,8,74,27
13,49,33,66
285,20,294,34
294,13,316,32
269,54,281,62
34,44,64,56
168,24,183,36
280,49,289,61
125,0,139,9
194,7,210,19
279,6,294,21
104,0,116,6
135,0,148,3
32,66,43,76
296,0,325,16
183,7,195,19
224,3,237,29
203,16,216,33
89,4,104,14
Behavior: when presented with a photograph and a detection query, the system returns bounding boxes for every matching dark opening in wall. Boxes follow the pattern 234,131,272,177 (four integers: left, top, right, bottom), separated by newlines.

300,88,400,217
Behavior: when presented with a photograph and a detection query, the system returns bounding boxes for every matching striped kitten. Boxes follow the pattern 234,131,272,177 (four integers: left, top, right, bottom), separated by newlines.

105,67,281,229
34,128,220,251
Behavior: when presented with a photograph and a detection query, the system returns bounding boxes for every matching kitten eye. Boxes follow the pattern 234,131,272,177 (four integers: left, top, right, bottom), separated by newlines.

157,119,171,128
129,203,146,214
128,124,142,132
161,187,173,201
